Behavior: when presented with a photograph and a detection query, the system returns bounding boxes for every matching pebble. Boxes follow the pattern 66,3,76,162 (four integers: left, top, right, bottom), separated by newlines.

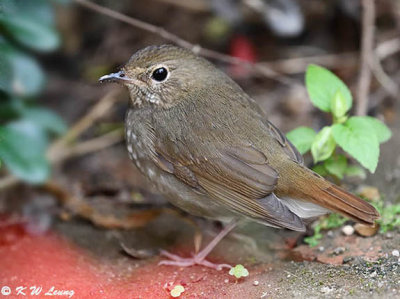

343,256,354,264
392,250,399,257
333,247,345,255
385,233,394,239
318,246,325,252
224,279,229,283
370,272,377,278
320,286,333,294
253,280,259,286
342,225,355,236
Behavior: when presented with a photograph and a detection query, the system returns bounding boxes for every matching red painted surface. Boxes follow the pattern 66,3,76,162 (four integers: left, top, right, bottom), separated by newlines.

0,220,251,298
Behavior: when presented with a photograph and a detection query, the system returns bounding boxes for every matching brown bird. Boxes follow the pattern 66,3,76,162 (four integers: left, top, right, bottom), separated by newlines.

99,45,379,269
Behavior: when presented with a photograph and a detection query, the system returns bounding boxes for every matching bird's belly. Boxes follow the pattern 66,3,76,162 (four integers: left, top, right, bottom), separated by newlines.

125,134,234,222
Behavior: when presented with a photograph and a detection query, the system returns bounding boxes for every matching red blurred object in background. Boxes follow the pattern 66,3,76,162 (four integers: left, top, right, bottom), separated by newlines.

228,35,257,79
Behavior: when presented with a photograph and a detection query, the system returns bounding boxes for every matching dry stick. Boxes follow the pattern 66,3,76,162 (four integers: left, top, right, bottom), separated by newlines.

356,0,376,116
371,56,399,98
73,0,298,87
47,89,121,161
371,37,400,99
262,52,358,75
376,37,400,60
51,129,124,164
44,181,162,229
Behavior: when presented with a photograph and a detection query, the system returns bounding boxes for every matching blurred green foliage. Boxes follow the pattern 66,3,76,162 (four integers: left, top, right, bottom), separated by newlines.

0,0,67,184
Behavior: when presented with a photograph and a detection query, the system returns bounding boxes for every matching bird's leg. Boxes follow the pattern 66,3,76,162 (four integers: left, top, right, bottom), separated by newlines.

158,219,238,270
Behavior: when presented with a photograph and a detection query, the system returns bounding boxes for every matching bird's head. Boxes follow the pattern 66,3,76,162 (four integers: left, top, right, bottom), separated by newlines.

99,45,222,108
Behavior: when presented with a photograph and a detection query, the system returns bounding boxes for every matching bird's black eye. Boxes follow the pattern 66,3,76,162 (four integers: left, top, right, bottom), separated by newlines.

151,67,168,82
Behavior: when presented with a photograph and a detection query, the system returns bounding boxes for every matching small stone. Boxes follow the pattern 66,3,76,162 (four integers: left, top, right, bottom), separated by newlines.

253,280,259,286
333,247,345,255
318,246,325,252
392,250,399,257
320,286,333,294
327,231,334,238
354,223,379,237
342,225,355,236
224,279,229,283
385,232,394,239
370,271,377,278
343,256,354,264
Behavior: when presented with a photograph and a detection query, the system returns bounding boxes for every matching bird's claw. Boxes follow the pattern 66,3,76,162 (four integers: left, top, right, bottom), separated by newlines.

158,249,231,270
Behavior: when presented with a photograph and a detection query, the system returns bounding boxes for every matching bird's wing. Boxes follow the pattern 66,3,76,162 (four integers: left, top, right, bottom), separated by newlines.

237,91,304,165
153,144,305,231
263,119,304,165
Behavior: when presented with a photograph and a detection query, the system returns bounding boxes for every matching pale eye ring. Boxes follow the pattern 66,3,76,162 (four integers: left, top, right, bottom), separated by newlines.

151,67,168,82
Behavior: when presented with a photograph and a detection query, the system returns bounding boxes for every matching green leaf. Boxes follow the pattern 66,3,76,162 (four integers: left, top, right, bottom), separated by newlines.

331,90,349,119
332,117,379,173
0,48,12,92
312,164,328,177
311,126,336,163
356,116,392,144
304,226,322,247
286,126,316,155
320,213,346,229
305,65,352,112
0,122,50,184
0,97,24,120
0,0,55,26
10,52,45,97
21,107,67,135
0,0,60,52
344,165,367,179
229,264,249,278
324,155,347,179
0,41,45,97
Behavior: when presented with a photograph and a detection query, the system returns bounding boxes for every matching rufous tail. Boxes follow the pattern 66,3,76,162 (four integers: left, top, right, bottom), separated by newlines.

309,184,379,225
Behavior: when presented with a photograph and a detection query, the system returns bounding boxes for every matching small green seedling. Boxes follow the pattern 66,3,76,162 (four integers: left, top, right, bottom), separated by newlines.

170,285,185,297
372,200,400,233
229,264,249,279
304,214,346,247
287,64,392,179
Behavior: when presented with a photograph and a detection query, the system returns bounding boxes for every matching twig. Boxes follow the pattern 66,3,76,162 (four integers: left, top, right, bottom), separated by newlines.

375,37,400,60
50,129,124,164
356,0,375,116
153,0,208,12
43,181,162,229
371,56,399,98
371,37,400,99
73,0,299,86
47,89,121,160
262,52,358,75
0,175,19,190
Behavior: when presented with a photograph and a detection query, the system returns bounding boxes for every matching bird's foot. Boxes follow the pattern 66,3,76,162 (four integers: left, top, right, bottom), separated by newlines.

158,249,231,270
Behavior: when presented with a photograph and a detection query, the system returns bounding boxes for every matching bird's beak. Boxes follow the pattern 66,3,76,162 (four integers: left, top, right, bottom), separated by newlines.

99,71,130,84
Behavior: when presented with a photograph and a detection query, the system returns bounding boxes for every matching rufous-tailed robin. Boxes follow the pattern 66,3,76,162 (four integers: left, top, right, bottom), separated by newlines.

100,45,379,269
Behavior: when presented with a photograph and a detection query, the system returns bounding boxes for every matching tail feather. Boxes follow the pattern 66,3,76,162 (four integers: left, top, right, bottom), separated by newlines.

312,184,379,225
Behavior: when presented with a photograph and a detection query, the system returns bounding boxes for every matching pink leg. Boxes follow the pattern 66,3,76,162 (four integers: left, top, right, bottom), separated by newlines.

158,219,238,270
